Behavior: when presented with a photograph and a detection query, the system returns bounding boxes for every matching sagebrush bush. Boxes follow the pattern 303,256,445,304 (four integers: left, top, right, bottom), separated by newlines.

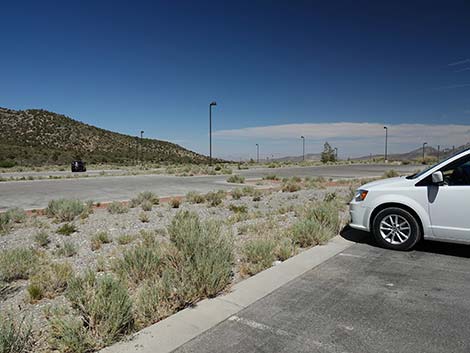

57,223,77,236
65,271,134,347
27,262,73,302
140,200,153,212
302,201,341,233
205,190,226,207
91,232,112,251
228,204,248,213
168,211,234,300
5,208,26,224
107,202,129,214
46,199,85,222
383,169,399,178
282,181,301,192
226,175,245,184
0,212,11,234
139,212,150,223
34,230,50,247
116,234,134,245
113,243,164,286
137,191,159,205
263,174,279,181
55,241,77,257
0,248,38,282
290,218,333,247
240,238,276,276
185,192,205,204
231,188,243,200
0,313,33,353
48,313,95,353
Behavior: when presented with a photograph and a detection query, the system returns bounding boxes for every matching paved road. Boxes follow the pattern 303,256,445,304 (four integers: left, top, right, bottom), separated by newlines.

174,229,470,353
0,164,418,210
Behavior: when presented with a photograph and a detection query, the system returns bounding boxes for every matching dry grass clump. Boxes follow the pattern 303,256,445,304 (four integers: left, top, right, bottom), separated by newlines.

240,238,276,276
139,212,150,223
0,313,33,353
27,262,73,302
185,191,205,204
4,208,26,224
56,223,76,236
55,241,77,258
90,231,112,251
205,190,226,207
228,204,248,213
107,201,129,214
49,271,134,350
169,198,181,208
0,248,39,282
34,230,50,247
383,169,399,178
231,186,255,200
263,174,279,181
116,234,135,245
282,180,301,192
227,175,245,184
46,199,85,222
130,191,160,208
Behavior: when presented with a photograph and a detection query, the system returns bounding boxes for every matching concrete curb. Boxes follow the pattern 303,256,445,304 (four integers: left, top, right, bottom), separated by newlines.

101,235,354,353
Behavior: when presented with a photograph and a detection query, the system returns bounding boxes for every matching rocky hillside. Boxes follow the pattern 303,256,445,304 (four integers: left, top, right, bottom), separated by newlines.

0,107,210,166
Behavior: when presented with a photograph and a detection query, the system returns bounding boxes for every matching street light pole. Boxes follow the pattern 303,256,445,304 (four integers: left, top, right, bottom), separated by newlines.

384,126,388,163
437,145,440,161
209,102,217,166
140,130,144,163
256,144,259,163
422,142,427,163
334,147,338,161
300,136,305,161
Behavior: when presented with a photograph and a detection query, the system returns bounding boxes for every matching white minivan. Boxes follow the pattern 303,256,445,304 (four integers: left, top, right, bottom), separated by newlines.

349,148,470,250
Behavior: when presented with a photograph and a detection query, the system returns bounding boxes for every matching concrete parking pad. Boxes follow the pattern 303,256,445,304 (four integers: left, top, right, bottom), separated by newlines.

174,231,470,353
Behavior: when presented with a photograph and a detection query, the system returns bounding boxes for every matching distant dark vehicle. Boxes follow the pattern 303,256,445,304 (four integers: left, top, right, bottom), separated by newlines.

71,160,86,172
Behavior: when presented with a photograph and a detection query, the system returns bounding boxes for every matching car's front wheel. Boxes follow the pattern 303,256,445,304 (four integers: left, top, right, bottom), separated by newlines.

372,207,421,250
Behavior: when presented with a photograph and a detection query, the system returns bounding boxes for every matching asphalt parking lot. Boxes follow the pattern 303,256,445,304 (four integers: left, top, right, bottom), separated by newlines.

174,229,470,353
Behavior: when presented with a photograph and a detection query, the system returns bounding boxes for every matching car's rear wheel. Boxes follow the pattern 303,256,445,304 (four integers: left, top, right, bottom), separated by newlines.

372,207,421,250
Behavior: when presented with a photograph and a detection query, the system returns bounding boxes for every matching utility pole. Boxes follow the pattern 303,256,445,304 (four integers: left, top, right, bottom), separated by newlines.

140,130,144,163
384,126,388,163
209,102,217,166
437,145,440,161
422,142,427,163
256,144,259,163
300,136,305,161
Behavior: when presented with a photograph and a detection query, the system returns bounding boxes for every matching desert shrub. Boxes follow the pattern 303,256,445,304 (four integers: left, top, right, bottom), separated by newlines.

34,230,50,247
0,213,11,234
140,200,153,212
220,167,232,175
90,232,112,251
5,208,26,224
107,202,129,214
113,243,164,286
48,313,95,353
57,223,77,236
263,174,279,181
134,271,183,329
185,192,205,204
169,198,181,208
302,201,341,233
282,180,301,192
0,313,33,353
0,248,38,282
383,169,399,178
231,188,243,200
228,204,248,213
65,271,134,347
240,238,276,276
136,191,159,205
290,218,332,247
116,234,135,245
168,211,234,300
139,212,150,223
46,199,85,222
275,237,296,261
227,175,245,184
55,241,77,257
252,189,263,202
205,190,226,207
241,186,255,196
27,262,73,302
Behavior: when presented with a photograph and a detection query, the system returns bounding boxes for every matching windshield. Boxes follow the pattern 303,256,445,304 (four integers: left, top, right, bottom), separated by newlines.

406,149,469,179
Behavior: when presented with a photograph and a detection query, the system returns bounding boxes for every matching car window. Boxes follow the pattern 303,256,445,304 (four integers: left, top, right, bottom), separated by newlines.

441,155,470,186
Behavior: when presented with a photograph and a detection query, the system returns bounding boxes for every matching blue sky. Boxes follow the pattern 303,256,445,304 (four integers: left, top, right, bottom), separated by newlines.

1,0,470,159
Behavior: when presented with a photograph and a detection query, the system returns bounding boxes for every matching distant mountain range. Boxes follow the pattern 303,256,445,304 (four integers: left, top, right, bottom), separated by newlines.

0,107,210,166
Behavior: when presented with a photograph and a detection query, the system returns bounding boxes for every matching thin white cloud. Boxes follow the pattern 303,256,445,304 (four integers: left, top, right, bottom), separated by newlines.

455,67,470,73
434,83,470,90
214,122,470,146
448,59,470,66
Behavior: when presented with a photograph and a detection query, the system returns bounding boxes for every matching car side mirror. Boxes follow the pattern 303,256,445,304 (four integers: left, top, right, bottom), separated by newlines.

432,171,444,184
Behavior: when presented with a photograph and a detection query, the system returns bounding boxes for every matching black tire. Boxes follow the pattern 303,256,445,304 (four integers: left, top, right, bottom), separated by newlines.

372,207,421,251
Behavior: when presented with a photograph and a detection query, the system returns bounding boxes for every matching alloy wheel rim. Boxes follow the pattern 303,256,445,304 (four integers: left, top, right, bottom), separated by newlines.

379,214,411,245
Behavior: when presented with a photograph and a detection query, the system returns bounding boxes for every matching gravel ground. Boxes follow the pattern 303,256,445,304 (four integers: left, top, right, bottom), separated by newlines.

0,182,353,351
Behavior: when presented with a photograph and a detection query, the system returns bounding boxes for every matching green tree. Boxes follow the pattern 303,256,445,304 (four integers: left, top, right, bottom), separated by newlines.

321,142,336,163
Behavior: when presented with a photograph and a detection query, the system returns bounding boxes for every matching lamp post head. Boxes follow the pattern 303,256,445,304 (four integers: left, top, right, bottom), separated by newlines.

210,101,217,106
384,126,387,130
301,136,304,139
